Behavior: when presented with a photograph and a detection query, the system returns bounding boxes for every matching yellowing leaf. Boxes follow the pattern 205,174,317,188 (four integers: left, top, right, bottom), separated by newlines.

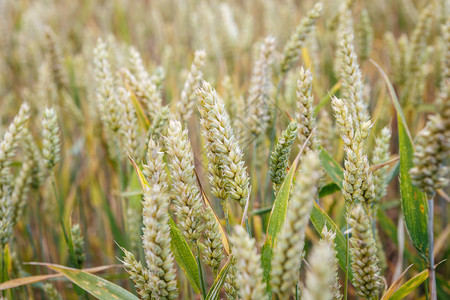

23,263,137,300
380,264,413,300
194,169,230,255
128,155,149,190
205,259,231,300
390,269,429,300
0,265,120,291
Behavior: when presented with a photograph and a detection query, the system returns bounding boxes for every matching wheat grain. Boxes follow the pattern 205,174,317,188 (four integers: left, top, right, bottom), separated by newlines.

197,81,250,208
165,118,204,243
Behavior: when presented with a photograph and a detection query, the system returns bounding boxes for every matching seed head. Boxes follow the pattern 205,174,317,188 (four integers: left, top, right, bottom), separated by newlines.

280,3,323,74
229,225,266,300
165,118,204,243
142,184,178,299
303,239,336,300
270,151,321,298
42,107,61,171
197,81,250,208
349,205,382,298
269,121,298,194
246,36,276,138
296,67,318,151
410,115,448,197
201,207,225,276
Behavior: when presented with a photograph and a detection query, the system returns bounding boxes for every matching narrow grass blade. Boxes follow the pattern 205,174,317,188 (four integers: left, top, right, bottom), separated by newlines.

310,202,352,280
370,59,412,142
29,263,138,300
128,155,149,190
194,169,230,255
380,264,413,300
205,259,231,300
390,269,429,300
386,160,400,185
0,265,120,290
168,217,202,294
123,73,150,130
318,182,341,198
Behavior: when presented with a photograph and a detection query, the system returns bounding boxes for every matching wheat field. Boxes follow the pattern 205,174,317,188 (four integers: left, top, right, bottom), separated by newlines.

0,0,448,299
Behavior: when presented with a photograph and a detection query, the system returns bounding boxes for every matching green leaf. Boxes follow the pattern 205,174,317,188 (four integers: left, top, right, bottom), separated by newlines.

386,160,400,185
310,202,352,280
37,263,139,300
205,259,231,300
390,269,429,300
168,217,201,294
319,146,344,188
318,182,341,198
261,155,300,292
251,206,273,216
398,116,429,261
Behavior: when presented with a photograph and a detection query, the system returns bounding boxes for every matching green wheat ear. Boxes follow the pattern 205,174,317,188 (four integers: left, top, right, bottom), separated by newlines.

269,120,298,194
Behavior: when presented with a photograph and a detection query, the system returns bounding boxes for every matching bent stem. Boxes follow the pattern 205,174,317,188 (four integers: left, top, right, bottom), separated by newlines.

427,194,436,300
